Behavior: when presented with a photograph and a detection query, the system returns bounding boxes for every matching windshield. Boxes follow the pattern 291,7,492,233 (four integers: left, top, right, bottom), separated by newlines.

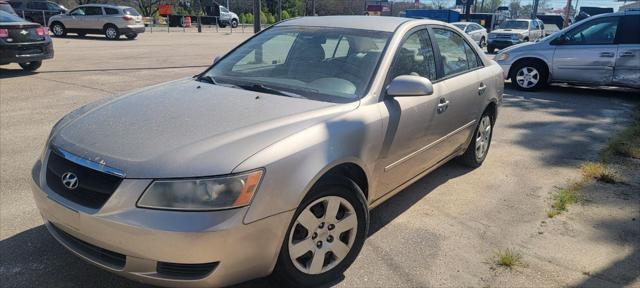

204,26,392,103
124,8,140,16
0,10,22,21
453,23,467,30
500,20,529,30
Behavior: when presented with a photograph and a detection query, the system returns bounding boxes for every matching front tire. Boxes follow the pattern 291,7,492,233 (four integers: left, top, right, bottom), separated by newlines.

104,25,120,40
458,113,493,168
510,60,548,91
50,22,66,37
487,45,495,54
274,177,368,287
479,37,486,47
231,19,238,28
19,61,42,71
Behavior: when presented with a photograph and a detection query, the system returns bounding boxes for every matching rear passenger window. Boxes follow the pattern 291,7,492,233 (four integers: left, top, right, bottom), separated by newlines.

433,28,481,77
83,6,103,16
389,30,437,80
104,8,119,15
618,15,640,44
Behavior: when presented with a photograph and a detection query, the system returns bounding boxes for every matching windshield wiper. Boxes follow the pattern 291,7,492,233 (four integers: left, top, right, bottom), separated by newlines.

196,75,217,85
237,83,306,99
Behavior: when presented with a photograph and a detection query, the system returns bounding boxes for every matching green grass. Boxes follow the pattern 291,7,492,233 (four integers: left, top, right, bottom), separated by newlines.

495,248,522,268
580,162,617,184
547,187,580,218
601,108,640,162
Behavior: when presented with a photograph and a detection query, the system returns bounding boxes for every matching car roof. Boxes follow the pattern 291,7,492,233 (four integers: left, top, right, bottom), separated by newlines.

279,16,441,32
78,4,131,9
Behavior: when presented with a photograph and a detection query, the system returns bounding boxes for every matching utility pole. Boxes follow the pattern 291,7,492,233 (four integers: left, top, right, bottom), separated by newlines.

311,0,316,16
532,0,539,19
277,0,281,21
464,0,471,21
563,0,572,28
480,0,485,13
253,0,260,33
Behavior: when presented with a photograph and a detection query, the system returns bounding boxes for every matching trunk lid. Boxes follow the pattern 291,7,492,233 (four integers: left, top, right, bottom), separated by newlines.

0,22,45,43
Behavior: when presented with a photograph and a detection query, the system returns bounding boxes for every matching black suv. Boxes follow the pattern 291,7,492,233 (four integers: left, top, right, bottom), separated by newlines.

9,0,66,25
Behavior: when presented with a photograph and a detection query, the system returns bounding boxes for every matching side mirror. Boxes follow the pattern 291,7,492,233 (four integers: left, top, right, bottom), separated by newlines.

212,56,221,64
550,35,566,45
386,75,433,97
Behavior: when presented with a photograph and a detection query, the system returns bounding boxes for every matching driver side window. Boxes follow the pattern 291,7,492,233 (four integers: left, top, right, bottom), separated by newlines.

389,29,437,81
70,7,85,16
563,17,619,45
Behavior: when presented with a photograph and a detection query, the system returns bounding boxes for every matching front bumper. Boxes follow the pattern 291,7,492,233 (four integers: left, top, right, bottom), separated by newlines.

487,39,523,49
0,39,54,65
30,157,293,288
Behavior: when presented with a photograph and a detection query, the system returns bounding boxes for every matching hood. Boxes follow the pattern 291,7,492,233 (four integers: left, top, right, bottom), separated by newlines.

498,41,536,53
490,29,527,35
51,79,356,178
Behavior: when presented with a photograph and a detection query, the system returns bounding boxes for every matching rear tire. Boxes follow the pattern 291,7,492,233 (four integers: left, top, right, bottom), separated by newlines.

19,61,42,71
273,177,368,287
125,33,137,40
479,37,486,47
104,25,120,40
458,113,493,168
509,60,548,91
231,19,238,28
50,22,66,37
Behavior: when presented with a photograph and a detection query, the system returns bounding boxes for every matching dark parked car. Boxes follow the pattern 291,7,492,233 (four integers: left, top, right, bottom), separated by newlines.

0,0,18,15
0,10,53,71
8,0,66,25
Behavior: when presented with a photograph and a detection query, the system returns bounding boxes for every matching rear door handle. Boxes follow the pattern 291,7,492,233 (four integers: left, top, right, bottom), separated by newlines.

437,99,450,113
620,51,635,57
600,52,615,58
478,83,487,95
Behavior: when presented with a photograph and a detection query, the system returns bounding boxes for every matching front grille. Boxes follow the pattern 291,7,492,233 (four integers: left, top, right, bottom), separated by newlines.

157,262,218,279
495,34,514,39
46,150,123,209
50,223,126,269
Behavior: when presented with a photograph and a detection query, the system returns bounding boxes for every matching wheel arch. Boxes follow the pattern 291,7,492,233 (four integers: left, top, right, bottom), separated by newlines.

483,100,498,125
49,20,64,28
311,162,369,201
103,23,117,31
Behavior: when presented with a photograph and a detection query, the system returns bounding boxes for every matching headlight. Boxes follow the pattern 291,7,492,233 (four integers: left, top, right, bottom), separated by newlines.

138,170,264,211
510,34,520,40
488,33,496,39
495,52,509,61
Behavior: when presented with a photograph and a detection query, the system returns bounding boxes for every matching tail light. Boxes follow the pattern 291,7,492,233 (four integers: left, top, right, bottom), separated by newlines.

36,26,47,36
0,29,8,38
123,15,134,21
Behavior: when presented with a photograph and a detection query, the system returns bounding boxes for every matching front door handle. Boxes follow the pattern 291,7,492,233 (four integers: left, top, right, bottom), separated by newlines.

478,83,487,95
437,99,450,113
620,51,635,57
600,52,615,58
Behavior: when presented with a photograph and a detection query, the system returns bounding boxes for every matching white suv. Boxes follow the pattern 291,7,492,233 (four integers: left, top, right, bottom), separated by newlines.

48,4,144,40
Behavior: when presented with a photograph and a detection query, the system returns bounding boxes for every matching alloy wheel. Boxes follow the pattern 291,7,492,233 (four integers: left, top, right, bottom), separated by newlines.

52,24,64,36
288,196,358,275
475,115,492,160
106,27,117,39
515,66,539,89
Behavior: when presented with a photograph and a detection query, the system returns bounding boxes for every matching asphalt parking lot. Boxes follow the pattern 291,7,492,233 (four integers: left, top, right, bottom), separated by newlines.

1,32,639,287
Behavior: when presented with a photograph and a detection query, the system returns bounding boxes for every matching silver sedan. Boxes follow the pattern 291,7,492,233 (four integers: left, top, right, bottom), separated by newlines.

452,21,488,47
31,16,503,287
